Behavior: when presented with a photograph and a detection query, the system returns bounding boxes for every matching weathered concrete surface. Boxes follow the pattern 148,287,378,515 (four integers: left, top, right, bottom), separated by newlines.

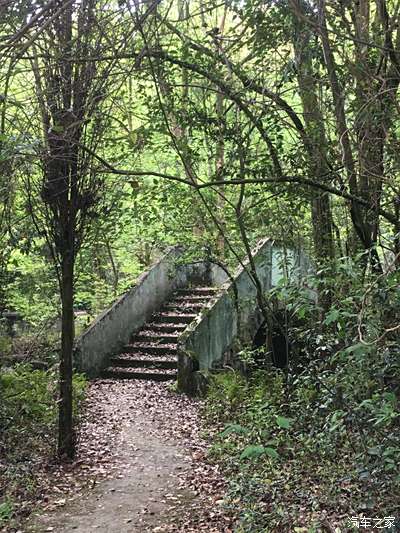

73,247,226,378
176,261,228,288
74,239,308,383
271,245,311,286
177,239,309,393
176,261,211,288
74,246,184,377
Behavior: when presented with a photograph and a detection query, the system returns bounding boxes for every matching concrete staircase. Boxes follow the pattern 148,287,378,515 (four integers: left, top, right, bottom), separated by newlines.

75,241,309,392
102,287,218,381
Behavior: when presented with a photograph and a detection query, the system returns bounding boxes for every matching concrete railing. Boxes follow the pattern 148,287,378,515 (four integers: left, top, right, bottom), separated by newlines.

74,246,184,377
177,239,309,393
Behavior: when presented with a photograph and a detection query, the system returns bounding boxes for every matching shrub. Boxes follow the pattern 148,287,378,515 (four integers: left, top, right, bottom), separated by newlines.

0,364,86,431
0,364,87,528
204,257,400,531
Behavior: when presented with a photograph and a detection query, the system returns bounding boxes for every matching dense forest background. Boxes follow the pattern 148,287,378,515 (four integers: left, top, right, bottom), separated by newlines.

1,0,400,530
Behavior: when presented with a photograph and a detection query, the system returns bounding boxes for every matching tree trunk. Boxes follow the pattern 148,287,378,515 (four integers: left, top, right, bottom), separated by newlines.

215,4,227,255
291,1,334,272
356,116,384,271
317,0,372,255
58,251,75,460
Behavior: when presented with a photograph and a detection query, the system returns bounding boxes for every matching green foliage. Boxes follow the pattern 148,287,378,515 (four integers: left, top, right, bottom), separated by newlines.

205,370,287,470
206,372,249,420
0,365,87,528
240,445,279,460
1,365,56,424
220,423,249,437
166,380,178,393
0,501,13,523
4,247,59,326
0,364,87,430
204,259,400,530
1,0,400,528
0,334,12,356
276,415,291,429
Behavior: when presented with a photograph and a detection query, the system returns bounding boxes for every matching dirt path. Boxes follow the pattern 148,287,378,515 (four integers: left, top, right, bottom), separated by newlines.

27,380,231,533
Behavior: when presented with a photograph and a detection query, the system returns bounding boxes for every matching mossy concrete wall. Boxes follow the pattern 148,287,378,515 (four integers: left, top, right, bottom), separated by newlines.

73,239,308,383
73,247,226,378
177,239,309,394
74,246,185,377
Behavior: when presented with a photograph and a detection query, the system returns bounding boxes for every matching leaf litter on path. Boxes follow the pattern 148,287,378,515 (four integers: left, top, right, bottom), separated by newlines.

23,379,234,533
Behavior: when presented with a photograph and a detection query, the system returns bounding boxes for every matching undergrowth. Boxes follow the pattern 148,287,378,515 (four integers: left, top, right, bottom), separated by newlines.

204,258,400,532
0,364,87,528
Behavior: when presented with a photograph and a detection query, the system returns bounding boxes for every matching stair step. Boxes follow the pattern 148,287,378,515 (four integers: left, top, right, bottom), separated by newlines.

177,288,219,296
157,313,197,324
163,302,204,311
147,323,187,333
134,332,180,344
121,343,177,355
110,356,177,369
171,296,214,303
100,285,217,383
102,367,177,381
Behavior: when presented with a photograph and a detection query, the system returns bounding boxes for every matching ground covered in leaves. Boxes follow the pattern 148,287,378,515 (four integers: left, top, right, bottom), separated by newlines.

4,357,399,532
3,378,233,532
204,368,400,532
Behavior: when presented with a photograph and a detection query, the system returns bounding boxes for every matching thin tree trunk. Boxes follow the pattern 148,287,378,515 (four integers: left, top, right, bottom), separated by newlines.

104,235,119,297
215,5,227,255
58,251,75,459
317,0,372,255
291,1,334,266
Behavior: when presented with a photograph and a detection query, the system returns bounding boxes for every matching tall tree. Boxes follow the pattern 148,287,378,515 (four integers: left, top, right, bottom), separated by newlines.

290,0,334,264
29,0,124,458
315,0,400,268
138,0,400,269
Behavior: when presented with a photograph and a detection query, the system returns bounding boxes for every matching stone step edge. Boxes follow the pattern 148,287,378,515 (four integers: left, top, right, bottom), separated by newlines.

109,357,177,369
102,369,177,381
